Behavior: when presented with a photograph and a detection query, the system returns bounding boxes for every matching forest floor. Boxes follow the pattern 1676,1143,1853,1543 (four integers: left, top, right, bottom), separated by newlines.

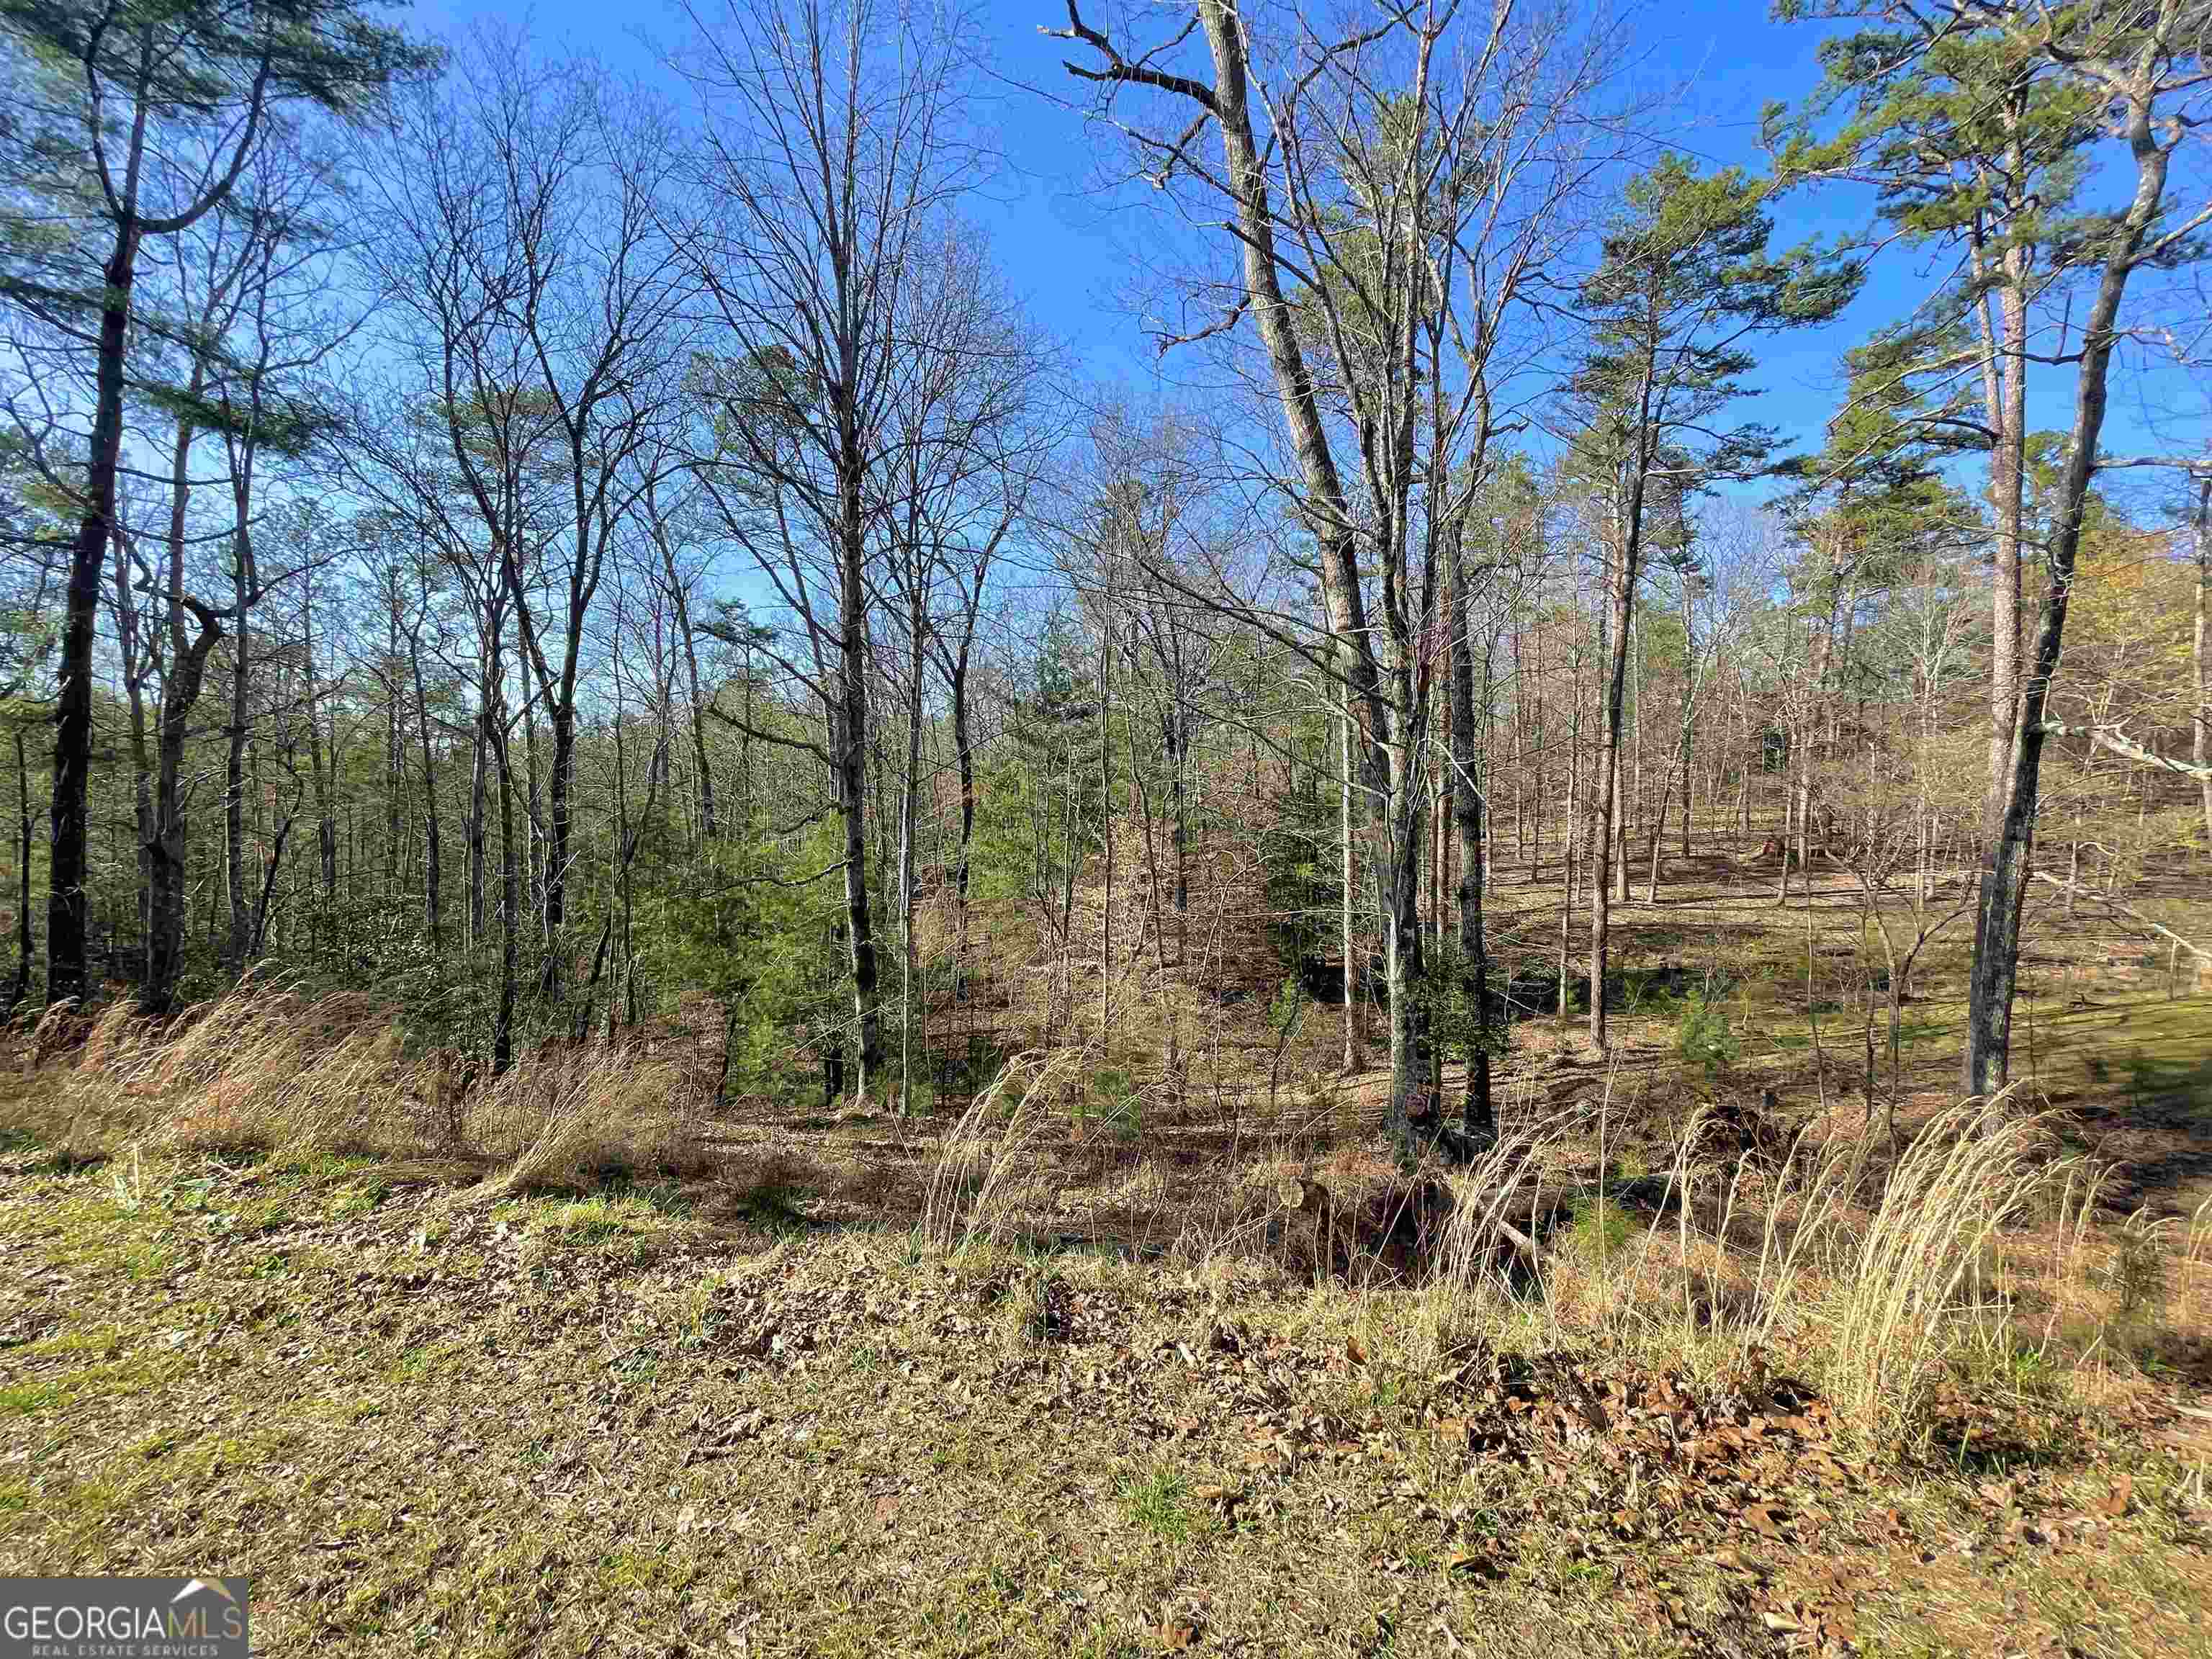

4,1136,2212,1658
4,844,2212,1656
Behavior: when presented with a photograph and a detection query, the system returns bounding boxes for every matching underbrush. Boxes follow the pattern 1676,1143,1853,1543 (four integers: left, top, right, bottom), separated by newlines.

6,983,2200,1462
10,982,718,1191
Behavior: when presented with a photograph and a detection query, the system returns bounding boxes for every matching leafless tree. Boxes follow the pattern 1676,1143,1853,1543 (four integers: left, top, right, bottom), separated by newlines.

1048,0,1617,1150
669,0,986,1102
875,224,1051,1094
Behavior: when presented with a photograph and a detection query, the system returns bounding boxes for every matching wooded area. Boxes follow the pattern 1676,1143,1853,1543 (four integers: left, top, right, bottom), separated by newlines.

4,0,2212,1651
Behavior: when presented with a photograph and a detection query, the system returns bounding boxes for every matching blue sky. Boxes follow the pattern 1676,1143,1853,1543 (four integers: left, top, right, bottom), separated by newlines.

406,0,2201,512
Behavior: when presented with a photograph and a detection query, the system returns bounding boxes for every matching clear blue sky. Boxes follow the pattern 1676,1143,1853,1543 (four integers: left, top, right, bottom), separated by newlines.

406,0,2198,508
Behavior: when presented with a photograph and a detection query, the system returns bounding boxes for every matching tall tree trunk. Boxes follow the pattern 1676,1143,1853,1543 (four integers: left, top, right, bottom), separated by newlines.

898,590,924,1105
47,219,143,1004
144,609,222,1015
836,442,882,1098
384,591,403,893
1189,0,1412,1139
654,513,718,845
1097,606,1114,1059
9,729,35,1012
467,685,488,948
407,599,443,954
110,528,153,986
541,701,574,999
2194,477,2211,849
493,703,517,1077
1964,88,2166,1098
1341,678,1362,1071
224,490,256,968
1978,224,2031,842
521,701,543,930
1382,773,1430,1140
1447,547,1493,1141
302,593,336,919
1677,660,1694,859
949,657,976,904
1588,469,1646,1051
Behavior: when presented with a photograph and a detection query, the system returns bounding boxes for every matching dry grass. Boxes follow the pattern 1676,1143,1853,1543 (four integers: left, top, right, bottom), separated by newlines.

472,1045,713,1192
920,1049,1075,1250
7,981,716,1193
1815,1094,2059,1439
7,976,2207,1456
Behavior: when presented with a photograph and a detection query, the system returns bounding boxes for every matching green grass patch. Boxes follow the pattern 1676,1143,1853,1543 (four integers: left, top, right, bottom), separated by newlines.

1118,1465,1193,1544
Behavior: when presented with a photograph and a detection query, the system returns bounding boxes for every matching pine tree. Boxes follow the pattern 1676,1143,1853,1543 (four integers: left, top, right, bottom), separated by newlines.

1570,154,1858,1050
0,0,432,1004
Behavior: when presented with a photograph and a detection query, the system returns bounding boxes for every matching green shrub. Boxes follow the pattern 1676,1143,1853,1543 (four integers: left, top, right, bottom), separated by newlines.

1676,981,1740,1080
1567,1195,1635,1263
1090,1067,1141,1139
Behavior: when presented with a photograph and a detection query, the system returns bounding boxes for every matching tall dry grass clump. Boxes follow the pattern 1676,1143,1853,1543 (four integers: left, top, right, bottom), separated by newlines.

922,1049,1075,1251
1432,1118,1557,1291
1817,1094,2062,1438
49,980,426,1158
1679,1092,2064,1444
1405,1090,2072,1447
472,1043,709,1192
28,981,716,1190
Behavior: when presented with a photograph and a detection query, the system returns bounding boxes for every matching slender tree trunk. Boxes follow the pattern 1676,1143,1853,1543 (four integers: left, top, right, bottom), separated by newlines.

1588,475,1646,1051
9,729,35,1012
1097,609,1114,1058
47,220,143,1004
467,685,488,948
110,529,152,985
1678,660,1694,859
644,489,719,848
302,593,336,914
1383,773,1429,1139
948,657,976,903
2194,477,2211,848
385,593,404,894
1980,246,2031,842
224,505,256,968
521,703,543,932
541,701,575,997
899,590,924,1107
1341,678,1362,1070
836,442,881,1097
408,613,443,953
1447,531,1493,1140
493,703,518,1077
145,611,221,1015
1610,747,1627,907
1964,104,2165,1097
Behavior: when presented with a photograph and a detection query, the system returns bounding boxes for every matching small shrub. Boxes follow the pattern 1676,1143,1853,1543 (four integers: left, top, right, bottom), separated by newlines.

1092,1068,1141,1140
1676,983,1740,1080
1566,1195,1635,1264
2110,1209,2170,1320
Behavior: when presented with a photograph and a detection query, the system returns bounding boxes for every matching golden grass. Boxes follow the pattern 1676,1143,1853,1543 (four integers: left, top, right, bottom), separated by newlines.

920,1049,1076,1250
9,981,716,1192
